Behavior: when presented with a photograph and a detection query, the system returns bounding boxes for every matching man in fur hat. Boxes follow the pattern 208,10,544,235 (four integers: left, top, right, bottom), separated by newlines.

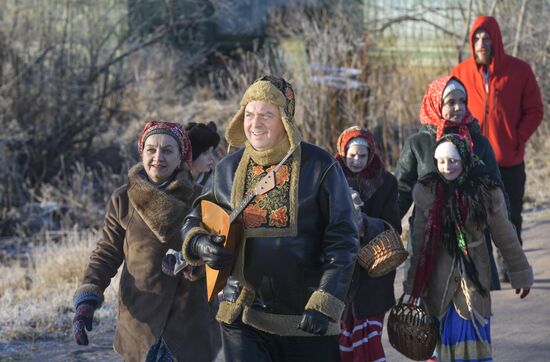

181,75,358,361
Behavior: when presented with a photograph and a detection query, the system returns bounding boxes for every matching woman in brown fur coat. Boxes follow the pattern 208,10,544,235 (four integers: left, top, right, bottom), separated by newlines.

72,120,220,362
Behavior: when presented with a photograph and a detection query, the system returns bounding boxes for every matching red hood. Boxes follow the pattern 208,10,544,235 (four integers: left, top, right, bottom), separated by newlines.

469,16,505,73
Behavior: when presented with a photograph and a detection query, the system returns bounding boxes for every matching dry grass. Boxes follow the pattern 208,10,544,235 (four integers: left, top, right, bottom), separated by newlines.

0,230,119,342
1,0,548,346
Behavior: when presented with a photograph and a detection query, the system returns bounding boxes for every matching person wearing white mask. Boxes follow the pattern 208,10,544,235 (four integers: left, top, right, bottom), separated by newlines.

404,134,532,362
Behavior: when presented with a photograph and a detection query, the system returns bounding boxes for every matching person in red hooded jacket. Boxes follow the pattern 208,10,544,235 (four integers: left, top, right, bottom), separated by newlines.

451,15,543,281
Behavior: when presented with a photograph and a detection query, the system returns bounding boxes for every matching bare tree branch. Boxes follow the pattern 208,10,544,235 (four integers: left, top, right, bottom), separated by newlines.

512,0,527,57
488,0,499,16
0,45,55,93
375,15,462,39
458,0,474,63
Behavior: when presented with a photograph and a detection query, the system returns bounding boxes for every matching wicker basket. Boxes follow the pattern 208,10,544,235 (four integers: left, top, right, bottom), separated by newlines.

387,296,437,361
357,221,408,277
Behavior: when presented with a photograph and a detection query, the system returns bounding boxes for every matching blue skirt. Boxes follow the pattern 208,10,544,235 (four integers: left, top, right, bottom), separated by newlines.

436,304,492,362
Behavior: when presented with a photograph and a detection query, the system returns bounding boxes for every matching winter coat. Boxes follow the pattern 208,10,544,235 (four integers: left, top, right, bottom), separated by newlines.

73,164,219,362
359,170,402,234
343,169,401,319
182,142,359,336
346,215,395,319
396,121,502,218
403,182,533,319
450,16,543,167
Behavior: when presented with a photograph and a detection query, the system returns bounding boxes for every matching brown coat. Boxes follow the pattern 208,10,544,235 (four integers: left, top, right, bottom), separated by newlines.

404,183,533,320
74,164,220,362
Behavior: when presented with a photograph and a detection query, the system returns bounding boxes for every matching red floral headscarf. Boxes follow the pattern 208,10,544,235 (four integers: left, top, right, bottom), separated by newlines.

138,120,192,168
419,76,474,148
335,126,385,201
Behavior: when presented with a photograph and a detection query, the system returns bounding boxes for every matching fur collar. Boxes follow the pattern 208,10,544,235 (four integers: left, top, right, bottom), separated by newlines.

127,164,196,243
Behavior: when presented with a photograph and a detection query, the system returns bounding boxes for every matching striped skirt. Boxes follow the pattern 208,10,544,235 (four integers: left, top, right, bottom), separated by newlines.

436,304,492,362
339,314,386,362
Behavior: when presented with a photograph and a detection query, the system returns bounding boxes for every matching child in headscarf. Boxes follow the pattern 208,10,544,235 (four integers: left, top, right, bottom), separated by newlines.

335,126,401,362
404,133,532,361
396,75,506,291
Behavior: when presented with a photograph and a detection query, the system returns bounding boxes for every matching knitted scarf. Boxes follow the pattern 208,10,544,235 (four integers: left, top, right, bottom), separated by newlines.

411,134,497,298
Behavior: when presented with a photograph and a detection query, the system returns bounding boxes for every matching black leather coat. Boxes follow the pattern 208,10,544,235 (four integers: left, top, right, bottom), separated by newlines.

182,142,359,316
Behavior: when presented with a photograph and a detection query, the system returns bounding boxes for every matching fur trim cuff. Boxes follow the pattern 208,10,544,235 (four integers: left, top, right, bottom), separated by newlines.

217,301,244,324
73,283,104,310
216,287,255,324
182,226,209,266
242,307,341,336
305,290,345,322
509,265,534,290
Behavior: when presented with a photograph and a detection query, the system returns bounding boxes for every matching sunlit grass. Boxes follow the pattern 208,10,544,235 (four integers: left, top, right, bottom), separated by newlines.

0,230,119,342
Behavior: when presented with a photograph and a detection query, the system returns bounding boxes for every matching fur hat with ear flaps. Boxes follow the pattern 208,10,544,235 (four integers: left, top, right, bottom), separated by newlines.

225,75,303,149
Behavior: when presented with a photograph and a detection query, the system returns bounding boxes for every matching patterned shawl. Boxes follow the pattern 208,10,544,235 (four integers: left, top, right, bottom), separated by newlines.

411,134,497,298
419,76,474,148
335,126,385,201
138,119,193,168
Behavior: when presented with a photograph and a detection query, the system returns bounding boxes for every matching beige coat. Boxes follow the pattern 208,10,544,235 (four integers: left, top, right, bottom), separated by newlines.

74,164,220,362
404,183,533,320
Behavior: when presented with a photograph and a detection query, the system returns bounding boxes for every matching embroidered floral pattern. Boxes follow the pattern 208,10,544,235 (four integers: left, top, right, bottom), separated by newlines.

276,166,290,186
256,75,296,121
252,165,264,176
243,204,267,228
265,165,290,186
285,87,294,101
242,158,292,229
269,206,288,228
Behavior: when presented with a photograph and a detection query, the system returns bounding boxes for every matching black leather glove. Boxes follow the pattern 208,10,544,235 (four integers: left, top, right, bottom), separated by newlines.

191,234,232,270
72,302,95,345
298,309,329,335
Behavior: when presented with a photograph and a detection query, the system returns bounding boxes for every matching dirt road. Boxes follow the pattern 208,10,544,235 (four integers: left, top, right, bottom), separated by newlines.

2,210,549,361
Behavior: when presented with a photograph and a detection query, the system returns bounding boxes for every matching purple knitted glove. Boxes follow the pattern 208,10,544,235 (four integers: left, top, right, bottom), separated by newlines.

72,303,95,345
